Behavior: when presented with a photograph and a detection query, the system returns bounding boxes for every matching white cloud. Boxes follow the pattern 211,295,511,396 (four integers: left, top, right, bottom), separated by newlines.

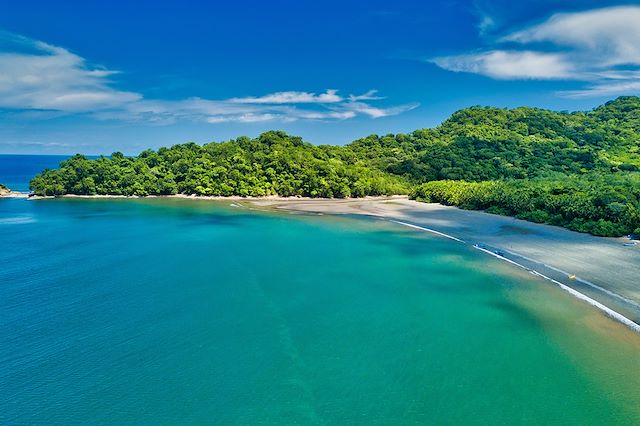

0,36,140,111
231,113,280,123
341,101,419,118
433,50,573,80
432,5,640,97
560,80,640,99
229,89,343,104
348,89,384,101
116,96,415,124
477,15,495,34
503,6,640,67
0,32,418,124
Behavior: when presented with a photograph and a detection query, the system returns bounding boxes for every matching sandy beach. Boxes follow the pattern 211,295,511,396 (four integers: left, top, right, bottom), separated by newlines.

250,196,640,328
0,191,29,198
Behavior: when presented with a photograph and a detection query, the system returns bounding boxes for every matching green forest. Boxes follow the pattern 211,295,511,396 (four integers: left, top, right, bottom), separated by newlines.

29,96,640,237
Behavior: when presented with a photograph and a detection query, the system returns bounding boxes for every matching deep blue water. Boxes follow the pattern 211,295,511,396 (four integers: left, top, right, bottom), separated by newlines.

0,155,71,192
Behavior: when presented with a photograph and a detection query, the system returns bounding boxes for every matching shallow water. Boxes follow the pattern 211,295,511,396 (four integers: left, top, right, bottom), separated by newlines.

1,197,639,424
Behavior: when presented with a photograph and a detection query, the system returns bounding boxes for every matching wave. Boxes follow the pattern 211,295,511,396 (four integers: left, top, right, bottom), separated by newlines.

387,218,640,334
389,220,465,243
495,247,640,311
0,216,36,225
473,244,640,334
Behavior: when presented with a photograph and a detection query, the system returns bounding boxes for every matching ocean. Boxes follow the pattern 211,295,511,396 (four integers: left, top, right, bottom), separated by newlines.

1,155,640,424
0,154,71,192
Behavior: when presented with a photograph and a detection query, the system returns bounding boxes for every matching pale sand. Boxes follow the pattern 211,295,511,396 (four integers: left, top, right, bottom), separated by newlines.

250,196,640,327
0,191,28,198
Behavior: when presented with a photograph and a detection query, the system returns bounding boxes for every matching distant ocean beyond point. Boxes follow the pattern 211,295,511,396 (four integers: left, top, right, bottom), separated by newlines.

0,155,72,192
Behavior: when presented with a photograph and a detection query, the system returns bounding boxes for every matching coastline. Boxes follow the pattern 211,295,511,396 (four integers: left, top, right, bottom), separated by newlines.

24,193,402,202
249,196,640,334
12,192,640,332
0,192,29,199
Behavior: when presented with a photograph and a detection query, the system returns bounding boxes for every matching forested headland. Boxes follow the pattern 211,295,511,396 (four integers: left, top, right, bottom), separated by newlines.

30,96,640,237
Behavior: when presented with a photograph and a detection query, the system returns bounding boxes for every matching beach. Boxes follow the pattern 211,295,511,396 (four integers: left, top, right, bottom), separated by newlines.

250,196,640,328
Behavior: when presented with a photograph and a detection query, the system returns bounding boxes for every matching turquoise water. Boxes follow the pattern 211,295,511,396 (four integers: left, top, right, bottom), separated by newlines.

1,197,640,424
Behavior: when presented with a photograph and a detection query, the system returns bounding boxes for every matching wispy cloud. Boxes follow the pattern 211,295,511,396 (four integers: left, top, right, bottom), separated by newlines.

348,89,384,101
0,33,140,111
502,6,640,67
561,78,640,99
0,32,417,123
433,50,573,80
340,101,419,119
95,94,416,125
228,89,343,104
431,5,640,97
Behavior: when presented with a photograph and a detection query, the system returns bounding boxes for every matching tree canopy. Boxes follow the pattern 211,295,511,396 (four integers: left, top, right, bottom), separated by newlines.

30,131,409,198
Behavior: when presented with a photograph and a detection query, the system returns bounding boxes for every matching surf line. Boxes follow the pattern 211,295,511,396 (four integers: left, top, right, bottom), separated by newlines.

497,247,640,311
473,244,640,334
388,218,640,334
389,220,465,243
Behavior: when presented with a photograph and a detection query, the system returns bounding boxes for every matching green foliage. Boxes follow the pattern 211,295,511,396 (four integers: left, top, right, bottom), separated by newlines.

348,97,640,182
30,97,640,237
30,131,410,198
411,173,640,237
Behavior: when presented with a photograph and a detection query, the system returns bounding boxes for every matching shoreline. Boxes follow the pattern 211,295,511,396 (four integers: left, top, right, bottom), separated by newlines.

0,192,29,199
473,244,640,334
250,196,640,334
387,215,640,334
9,192,640,333
23,193,404,202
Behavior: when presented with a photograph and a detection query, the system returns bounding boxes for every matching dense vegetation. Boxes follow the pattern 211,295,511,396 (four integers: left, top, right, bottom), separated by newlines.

412,175,640,237
30,132,409,198
30,96,640,237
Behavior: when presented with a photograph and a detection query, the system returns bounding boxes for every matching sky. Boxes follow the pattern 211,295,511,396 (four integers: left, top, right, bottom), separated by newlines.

1,0,640,154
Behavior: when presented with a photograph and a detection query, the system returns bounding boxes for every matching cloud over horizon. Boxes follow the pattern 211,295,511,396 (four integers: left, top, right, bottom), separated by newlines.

0,33,141,111
432,5,640,97
0,32,418,124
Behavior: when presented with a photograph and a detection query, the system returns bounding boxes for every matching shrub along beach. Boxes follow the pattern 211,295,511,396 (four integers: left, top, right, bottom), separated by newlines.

29,97,640,238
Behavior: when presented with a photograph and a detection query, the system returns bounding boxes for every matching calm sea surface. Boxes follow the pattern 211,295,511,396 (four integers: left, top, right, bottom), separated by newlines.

1,156,640,424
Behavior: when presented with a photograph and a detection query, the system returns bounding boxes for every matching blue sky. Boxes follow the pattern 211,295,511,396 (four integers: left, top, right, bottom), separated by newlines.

1,0,639,154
